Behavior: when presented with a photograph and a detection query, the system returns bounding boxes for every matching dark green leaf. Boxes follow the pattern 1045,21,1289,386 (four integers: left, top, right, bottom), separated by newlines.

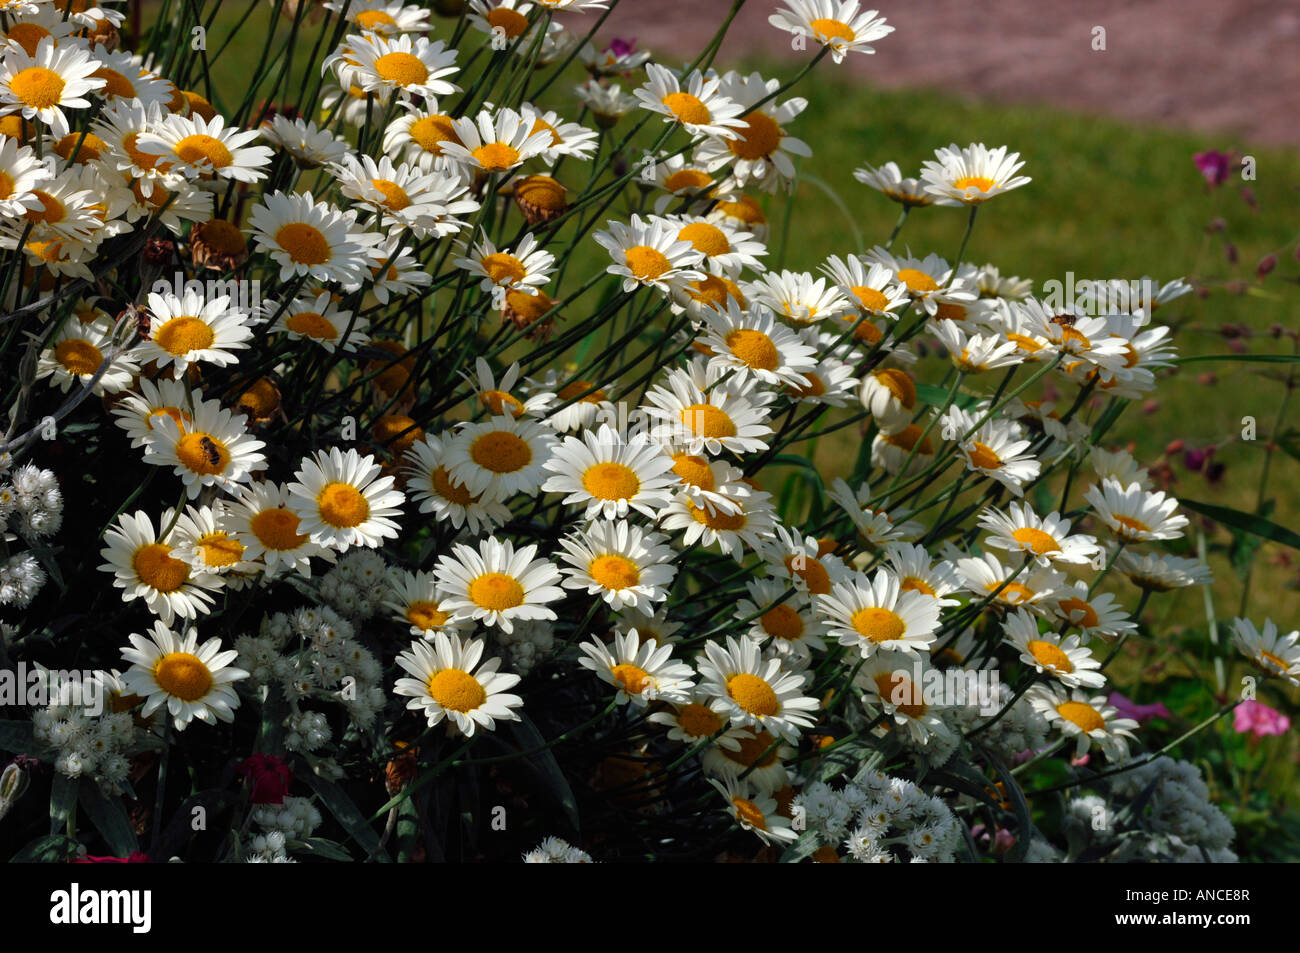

301,770,389,862
49,773,77,837
1179,497,1300,551
10,833,78,863
509,714,580,832
78,783,138,857
1173,353,1300,365
917,383,978,410
0,719,35,754
290,837,354,862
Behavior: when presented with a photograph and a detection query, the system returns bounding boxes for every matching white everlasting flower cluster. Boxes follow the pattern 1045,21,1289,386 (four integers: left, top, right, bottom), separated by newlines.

32,690,135,793
317,550,393,621
0,464,62,607
522,836,593,863
235,605,386,746
1104,757,1237,862
795,768,964,863
251,795,324,842
492,618,556,677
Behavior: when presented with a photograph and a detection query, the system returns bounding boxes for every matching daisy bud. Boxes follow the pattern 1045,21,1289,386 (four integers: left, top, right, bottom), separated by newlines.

0,761,29,820
1164,439,1184,454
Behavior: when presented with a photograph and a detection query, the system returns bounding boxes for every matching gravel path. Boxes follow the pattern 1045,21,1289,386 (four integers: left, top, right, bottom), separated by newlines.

583,0,1298,147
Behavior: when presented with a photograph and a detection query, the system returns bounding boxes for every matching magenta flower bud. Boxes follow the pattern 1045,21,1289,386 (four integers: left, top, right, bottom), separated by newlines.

1184,447,1207,471
1257,254,1277,277
1224,242,1238,263
1193,150,1232,187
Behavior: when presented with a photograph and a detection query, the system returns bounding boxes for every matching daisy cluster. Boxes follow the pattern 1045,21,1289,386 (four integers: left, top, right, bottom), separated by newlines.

0,0,1281,863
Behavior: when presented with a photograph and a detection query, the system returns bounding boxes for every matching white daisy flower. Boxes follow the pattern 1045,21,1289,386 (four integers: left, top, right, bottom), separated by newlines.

443,414,558,500
700,725,792,792
327,32,460,100
1048,583,1137,641
119,621,247,731
696,635,819,742
882,542,962,606
438,106,551,175
541,423,679,520
134,112,273,183
853,160,934,207
386,569,471,639
816,569,941,658
529,370,616,433
634,63,746,139
169,503,257,578
270,291,371,353
853,651,947,744
859,365,920,434
402,433,512,533
710,776,798,845
698,300,816,388
641,365,773,456
226,481,335,578
35,315,137,396
1003,609,1105,689
286,447,405,551
0,134,49,217
145,400,267,500
736,577,828,657
557,519,677,613
647,689,740,746
862,246,978,318
433,536,565,633
1084,478,1188,543
259,114,351,168
453,230,554,296
954,552,1067,609
920,142,1031,206
326,0,433,34
519,101,599,163
1029,685,1138,761
661,480,776,560
1231,617,1300,685
574,78,639,127
745,268,852,326
0,37,104,127
696,70,812,192
577,628,695,707
393,632,523,736
763,524,850,598
135,288,253,378
942,405,1041,496
249,190,381,285
99,510,219,625
977,502,1102,568
1115,550,1212,592
663,213,767,277
110,377,196,449
593,213,705,294
768,0,894,63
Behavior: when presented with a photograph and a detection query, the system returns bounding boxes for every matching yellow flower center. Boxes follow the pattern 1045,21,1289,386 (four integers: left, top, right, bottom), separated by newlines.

1113,514,1152,537
487,6,529,37
196,533,243,568
426,668,486,712
726,673,779,716
1057,596,1099,629
174,133,233,169
479,252,526,284
54,131,107,163
355,9,397,29
154,315,215,355
662,168,712,192
25,190,65,224
175,431,230,475
471,142,521,171
285,311,337,339
480,389,525,417
953,175,996,193
874,672,926,717
968,441,1003,470
373,51,429,87
901,576,935,596
661,91,710,125
132,542,190,593
469,430,531,473
852,287,891,312
851,607,905,643
671,452,714,491
274,222,331,265
316,482,370,528
678,222,731,257
725,328,779,371
1259,650,1290,675
680,403,735,439
624,244,672,281
557,380,606,403
5,23,50,57
687,499,746,531
987,580,1035,604
883,425,934,454
407,600,449,630
369,178,410,211
934,302,967,321
732,796,768,830
408,114,459,153
468,572,525,611
872,367,916,408
1027,640,1074,673
588,554,640,590
432,465,476,505
611,663,650,695
249,507,308,551
729,110,781,160
1011,527,1059,555
790,372,826,398
54,338,103,375
1057,700,1104,733
897,268,938,293
582,462,640,501
1007,332,1043,353
9,66,65,109
677,702,721,737
153,652,213,701
148,406,189,432
809,17,854,42
785,554,831,595
761,603,804,641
